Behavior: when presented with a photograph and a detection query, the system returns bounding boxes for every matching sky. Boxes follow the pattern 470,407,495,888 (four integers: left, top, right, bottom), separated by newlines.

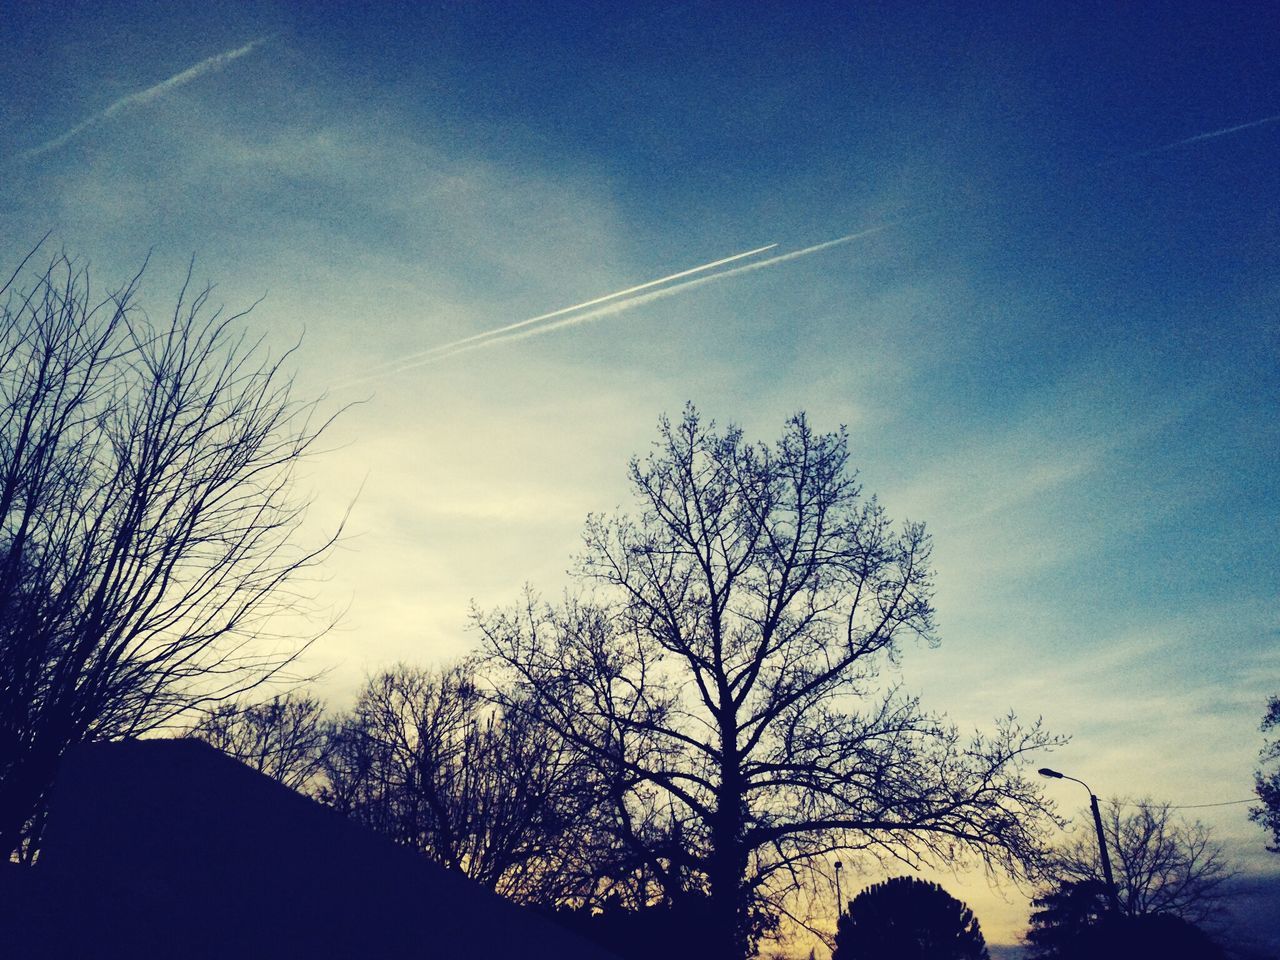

2,1,1277,951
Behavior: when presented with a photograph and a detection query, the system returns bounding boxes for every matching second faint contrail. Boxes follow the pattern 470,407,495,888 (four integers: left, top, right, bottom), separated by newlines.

14,36,274,163
1105,112,1280,164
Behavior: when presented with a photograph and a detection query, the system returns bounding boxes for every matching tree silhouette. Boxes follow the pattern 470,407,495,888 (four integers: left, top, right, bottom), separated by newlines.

832,876,989,960
1027,799,1235,959
321,663,607,905
1024,879,1109,959
1030,909,1225,960
1251,695,1280,852
0,249,342,860
1042,798,1232,926
192,692,333,792
478,406,1060,960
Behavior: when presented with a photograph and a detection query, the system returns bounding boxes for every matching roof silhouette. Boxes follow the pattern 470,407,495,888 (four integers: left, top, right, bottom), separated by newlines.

2,738,621,959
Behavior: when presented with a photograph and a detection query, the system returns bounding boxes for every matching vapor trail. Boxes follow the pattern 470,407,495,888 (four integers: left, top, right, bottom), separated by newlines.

1108,112,1280,163
14,36,274,163
371,223,896,377
334,242,778,388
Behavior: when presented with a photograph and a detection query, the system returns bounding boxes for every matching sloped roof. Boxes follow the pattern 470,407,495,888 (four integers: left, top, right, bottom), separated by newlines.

8,737,620,960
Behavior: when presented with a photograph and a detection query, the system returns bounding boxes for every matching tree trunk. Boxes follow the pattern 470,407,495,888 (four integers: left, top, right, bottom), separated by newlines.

709,722,749,960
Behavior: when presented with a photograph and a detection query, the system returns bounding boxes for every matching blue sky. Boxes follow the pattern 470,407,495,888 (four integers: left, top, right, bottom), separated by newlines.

2,1,1277,949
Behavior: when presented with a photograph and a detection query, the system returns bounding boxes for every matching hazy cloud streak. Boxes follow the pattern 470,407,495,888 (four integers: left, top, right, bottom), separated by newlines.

14,36,274,163
373,224,897,376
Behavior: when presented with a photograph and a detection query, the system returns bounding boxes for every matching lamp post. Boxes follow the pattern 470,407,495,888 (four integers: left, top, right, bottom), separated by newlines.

1038,767,1122,913
834,860,843,915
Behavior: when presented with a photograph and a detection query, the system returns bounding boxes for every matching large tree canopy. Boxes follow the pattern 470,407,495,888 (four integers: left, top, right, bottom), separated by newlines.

479,407,1059,960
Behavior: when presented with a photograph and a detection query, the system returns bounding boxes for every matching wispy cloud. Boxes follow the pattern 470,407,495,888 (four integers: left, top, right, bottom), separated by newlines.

13,36,274,164
1106,112,1280,164
339,223,898,387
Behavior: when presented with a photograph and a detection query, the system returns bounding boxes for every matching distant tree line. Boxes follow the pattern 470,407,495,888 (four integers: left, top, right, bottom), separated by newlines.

202,682,1240,960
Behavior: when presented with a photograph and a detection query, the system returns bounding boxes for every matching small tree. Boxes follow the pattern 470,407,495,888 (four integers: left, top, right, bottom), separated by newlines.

0,249,342,860
832,876,989,960
479,407,1060,960
1250,695,1280,852
192,692,332,792
1042,798,1232,926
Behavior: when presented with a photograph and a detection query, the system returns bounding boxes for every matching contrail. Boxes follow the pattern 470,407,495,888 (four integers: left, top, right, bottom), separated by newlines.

334,242,779,388
359,223,898,381
431,225,895,358
14,36,274,163
1105,112,1280,164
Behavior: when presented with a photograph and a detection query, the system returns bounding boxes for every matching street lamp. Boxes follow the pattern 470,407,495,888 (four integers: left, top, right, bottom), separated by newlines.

1038,767,1122,913
834,860,843,915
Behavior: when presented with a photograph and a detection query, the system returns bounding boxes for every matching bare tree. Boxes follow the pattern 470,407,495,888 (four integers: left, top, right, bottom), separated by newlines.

0,248,342,860
478,406,1061,960
192,692,333,792
321,663,606,905
1043,798,1233,926
1251,695,1280,852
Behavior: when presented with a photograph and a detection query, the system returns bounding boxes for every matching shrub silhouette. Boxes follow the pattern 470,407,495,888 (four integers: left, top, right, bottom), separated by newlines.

833,876,989,960
1063,913,1225,960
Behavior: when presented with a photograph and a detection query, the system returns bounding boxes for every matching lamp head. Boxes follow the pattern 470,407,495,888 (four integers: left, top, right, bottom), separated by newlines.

1038,767,1064,779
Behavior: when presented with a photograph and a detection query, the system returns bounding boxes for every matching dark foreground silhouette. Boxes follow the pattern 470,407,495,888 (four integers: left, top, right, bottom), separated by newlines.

0,739,620,960
1048,913,1226,960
